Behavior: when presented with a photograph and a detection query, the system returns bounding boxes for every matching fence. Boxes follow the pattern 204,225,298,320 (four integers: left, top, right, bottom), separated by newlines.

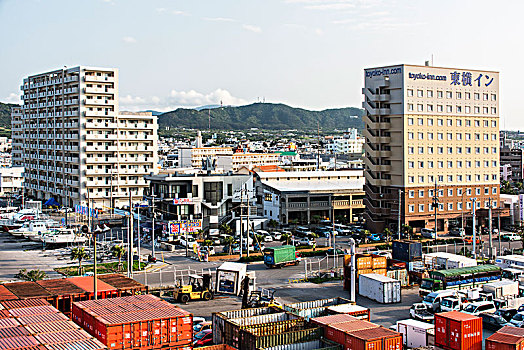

132,265,217,289
304,255,344,280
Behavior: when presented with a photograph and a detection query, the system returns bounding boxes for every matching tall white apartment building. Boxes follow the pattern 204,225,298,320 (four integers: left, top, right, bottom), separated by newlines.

14,66,158,209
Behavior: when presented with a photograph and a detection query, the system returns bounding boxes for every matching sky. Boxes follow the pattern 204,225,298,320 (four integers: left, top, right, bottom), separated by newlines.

0,0,523,129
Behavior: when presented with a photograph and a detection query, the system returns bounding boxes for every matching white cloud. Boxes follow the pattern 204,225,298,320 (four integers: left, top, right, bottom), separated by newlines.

305,3,355,10
203,17,237,22
3,93,20,104
172,10,188,15
119,89,248,112
155,7,166,13
122,36,137,44
242,24,262,33
314,28,324,35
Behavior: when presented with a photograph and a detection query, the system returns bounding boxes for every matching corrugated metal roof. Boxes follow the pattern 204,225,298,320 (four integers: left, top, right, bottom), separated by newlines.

97,274,145,290
499,326,524,337
35,329,91,345
2,299,50,310
37,279,85,296
97,307,190,325
45,338,106,350
0,335,39,350
4,282,51,299
74,294,160,309
67,277,116,293
349,327,400,340
0,318,19,329
487,332,524,345
17,313,69,326
0,310,10,319
311,314,359,326
0,285,18,302
0,326,30,338
8,306,58,317
25,321,79,335
436,311,480,322
331,320,379,333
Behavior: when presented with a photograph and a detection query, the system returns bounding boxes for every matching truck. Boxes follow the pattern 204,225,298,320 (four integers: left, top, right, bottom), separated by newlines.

263,245,301,268
419,264,502,297
409,303,435,322
482,280,519,299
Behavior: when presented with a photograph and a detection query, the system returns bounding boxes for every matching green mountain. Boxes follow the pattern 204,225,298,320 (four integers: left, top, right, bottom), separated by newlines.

0,102,18,129
158,103,364,131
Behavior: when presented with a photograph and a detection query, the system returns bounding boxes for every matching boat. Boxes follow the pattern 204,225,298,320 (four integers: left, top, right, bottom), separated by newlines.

9,221,49,237
13,209,40,222
42,229,88,245
23,220,61,241
0,219,23,232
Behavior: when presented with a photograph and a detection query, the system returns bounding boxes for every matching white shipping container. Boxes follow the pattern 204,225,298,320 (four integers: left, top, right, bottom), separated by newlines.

483,280,519,298
396,319,434,348
358,273,401,304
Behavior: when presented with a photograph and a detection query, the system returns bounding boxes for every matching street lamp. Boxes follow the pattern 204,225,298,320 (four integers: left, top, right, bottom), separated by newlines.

471,198,478,260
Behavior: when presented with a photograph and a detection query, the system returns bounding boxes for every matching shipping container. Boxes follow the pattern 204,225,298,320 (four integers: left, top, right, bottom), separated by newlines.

36,279,86,316
499,326,524,337
17,313,69,326
198,346,237,350
4,282,52,300
386,269,409,287
373,269,387,276
243,319,307,337
392,240,422,262
212,306,281,345
44,338,106,350
0,326,30,338
311,314,359,327
371,255,387,269
396,319,434,348
357,269,373,277
345,327,402,350
486,332,524,350
239,326,322,350
35,329,92,345
97,274,148,297
321,320,379,346
434,311,482,350
25,320,80,335
283,297,354,320
0,335,39,350
355,255,373,270
2,299,50,310
359,274,401,304
325,304,370,321
0,285,19,302
68,277,118,300
8,306,58,318
0,318,20,329
260,338,342,350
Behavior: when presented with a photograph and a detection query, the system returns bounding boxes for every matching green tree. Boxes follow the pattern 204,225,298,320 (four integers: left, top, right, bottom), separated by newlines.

224,236,235,255
280,233,291,245
70,247,89,275
383,228,392,242
15,269,47,282
267,219,279,230
311,215,322,225
111,245,126,271
402,225,413,240
219,223,233,236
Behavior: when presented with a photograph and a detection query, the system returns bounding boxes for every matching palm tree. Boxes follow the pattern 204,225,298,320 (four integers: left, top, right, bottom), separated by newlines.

111,245,126,271
197,229,205,241
70,247,89,275
224,236,235,255
267,219,279,230
219,223,233,236
280,233,291,245
15,269,46,282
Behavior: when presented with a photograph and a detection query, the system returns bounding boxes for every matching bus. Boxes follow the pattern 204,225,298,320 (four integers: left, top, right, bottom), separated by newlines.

419,265,502,297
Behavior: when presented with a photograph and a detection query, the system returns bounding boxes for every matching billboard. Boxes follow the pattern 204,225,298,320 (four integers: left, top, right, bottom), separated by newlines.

173,198,192,205
169,220,202,235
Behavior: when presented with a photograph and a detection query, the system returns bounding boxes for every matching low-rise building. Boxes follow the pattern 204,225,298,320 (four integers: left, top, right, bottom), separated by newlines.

0,167,24,195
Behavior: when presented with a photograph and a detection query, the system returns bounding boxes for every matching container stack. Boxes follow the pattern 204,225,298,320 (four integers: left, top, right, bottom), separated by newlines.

343,254,391,290
392,240,423,285
72,294,193,350
358,274,401,304
0,298,106,350
485,326,524,349
283,297,363,320
434,311,482,350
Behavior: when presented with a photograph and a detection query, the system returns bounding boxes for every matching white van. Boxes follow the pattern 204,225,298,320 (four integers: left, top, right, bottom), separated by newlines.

462,301,497,316
423,290,459,312
440,296,468,312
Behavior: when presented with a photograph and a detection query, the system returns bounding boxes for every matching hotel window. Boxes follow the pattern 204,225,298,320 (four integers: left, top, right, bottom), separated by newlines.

448,147,453,154
408,118,413,125
409,190,415,198
439,203,444,211
492,160,497,167
409,205,415,213
429,189,434,197
491,94,496,101
447,105,452,113
418,147,424,154
484,120,489,127
484,161,489,167
428,161,434,168
427,104,434,112
483,93,489,101
419,190,424,197
419,161,424,168
475,120,480,127
493,200,497,207
492,174,497,180
408,132,414,140
493,187,497,194
483,134,488,141
484,147,489,154
448,189,453,196
465,106,471,113
456,133,462,140
418,132,424,140
427,90,433,98
428,118,434,126
429,175,434,183
483,107,489,114
466,161,471,168
418,90,423,97
448,175,453,182
446,91,452,98
448,161,453,168
438,147,443,154
457,119,462,126
467,188,472,195
419,176,424,183
466,175,472,182
428,147,433,154
438,133,443,140
465,92,471,99
474,93,480,100
484,174,489,181
409,161,414,168
475,161,480,168
428,132,434,140
457,147,462,154
448,203,453,211
492,120,496,127
467,202,471,209
466,147,471,154
458,202,463,210
437,105,443,112
409,176,414,184
407,89,413,97
474,106,480,113
476,188,481,195
437,91,443,98
447,133,452,141
476,174,481,181
456,106,462,113
438,161,443,168
418,118,423,125
438,176,444,183
475,133,480,140
466,120,471,126
408,104,414,111
437,119,443,126
492,147,497,153
465,133,471,140
417,104,423,112
457,161,463,168
491,107,497,114
419,204,424,212
475,147,480,154
447,119,452,126
456,92,462,99
491,133,496,140
458,188,463,196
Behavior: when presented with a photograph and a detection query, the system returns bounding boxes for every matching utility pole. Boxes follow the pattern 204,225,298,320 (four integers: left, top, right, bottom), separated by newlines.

151,190,156,258
397,189,402,240
433,180,439,245
240,186,244,258
137,205,141,259
246,185,250,258
488,197,493,260
498,206,502,255
471,197,477,260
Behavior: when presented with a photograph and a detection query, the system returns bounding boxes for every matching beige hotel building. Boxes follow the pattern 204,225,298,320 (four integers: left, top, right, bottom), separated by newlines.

363,64,499,233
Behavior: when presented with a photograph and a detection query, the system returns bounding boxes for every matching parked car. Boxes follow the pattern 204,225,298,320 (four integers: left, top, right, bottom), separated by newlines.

494,308,518,322
193,317,206,325
421,228,436,239
463,235,482,244
272,232,282,240
410,303,434,322
222,244,240,254
180,236,199,248
479,313,511,331
200,246,216,256
193,329,213,347
502,233,522,242
510,312,524,327
449,228,465,237
193,321,211,333
263,235,273,242
297,237,315,246
462,301,497,316
326,248,345,256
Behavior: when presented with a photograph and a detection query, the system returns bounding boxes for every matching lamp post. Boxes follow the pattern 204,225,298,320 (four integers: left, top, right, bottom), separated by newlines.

471,198,478,260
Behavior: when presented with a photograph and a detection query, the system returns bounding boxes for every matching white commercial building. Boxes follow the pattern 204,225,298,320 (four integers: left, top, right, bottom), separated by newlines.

0,167,24,195
13,66,158,209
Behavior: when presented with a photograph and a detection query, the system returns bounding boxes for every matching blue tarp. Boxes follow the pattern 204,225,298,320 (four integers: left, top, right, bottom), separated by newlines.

44,198,60,207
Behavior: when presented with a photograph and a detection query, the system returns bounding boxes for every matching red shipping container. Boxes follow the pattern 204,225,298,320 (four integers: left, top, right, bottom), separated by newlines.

25,320,79,335
35,329,92,345
0,335,39,350
486,332,524,350
17,313,69,326
0,326,30,339
311,314,359,327
499,326,524,337
68,277,118,300
321,319,379,346
346,327,402,350
1,299,49,310
45,338,106,350
0,318,20,329
8,306,58,317
435,311,482,350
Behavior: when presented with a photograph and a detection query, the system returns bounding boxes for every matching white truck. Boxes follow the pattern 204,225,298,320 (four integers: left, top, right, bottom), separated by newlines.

483,280,519,299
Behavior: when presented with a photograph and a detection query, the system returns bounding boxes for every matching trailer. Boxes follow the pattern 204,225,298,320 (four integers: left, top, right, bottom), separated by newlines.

264,246,301,268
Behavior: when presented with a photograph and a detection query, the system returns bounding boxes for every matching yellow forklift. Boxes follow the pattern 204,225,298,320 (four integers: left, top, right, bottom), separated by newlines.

173,274,214,303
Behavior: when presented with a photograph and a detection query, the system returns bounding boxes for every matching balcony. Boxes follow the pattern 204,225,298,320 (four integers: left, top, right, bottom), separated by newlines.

84,75,114,83
85,122,117,129
84,110,116,117
84,87,115,94
85,145,118,152
362,128,390,144
362,88,391,103
362,114,391,130
363,197,391,216
86,180,111,187
363,156,391,172
364,144,391,158
84,157,117,164
83,98,115,106
364,171,391,187
84,134,118,141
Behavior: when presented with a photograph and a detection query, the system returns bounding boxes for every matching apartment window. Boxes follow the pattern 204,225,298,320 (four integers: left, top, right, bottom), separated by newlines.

447,105,452,113
457,161,463,168
483,107,489,114
408,132,414,140
493,200,497,207
456,92,462,99
475,133,480,140
419,204,424,212
428,161,434,168
438,147,443,154
418,118,423,126
467,188,472,195
204,182,223,205
428,118,434,126
447,133,453,141
465,106,471,113
456,106,462,113
409,205,415,213
483,120,488,127
492,133,497,140
409,190,415,198
418,147,424,154
408,176,414,184
466,133,471,140
474,106,480,114
484,161,489,167
483,93,488,101
438,161,443,168
475,161,480,168
429,189,434,197
492,174,497,180
417,90,423,97
448,161,453,168
428,147,433,154
408,118,413,125
484,147,489,154
492,147,497,154
467,202,472,209
427,90,433,98
437,91,443,98
428,132,434,140
492,160,497,167
437,119,443,126
438,133,443,140
408,147,414,154
458,202,463,210
475,120,480,127
407,89,413,97
419,176,424,183
448,175,453,182
466,147,471,154
476,188,481,195
408,104,414,112
483,134,488,141
484,174,490,181
417,104,423,112
446,119,452,127
437,105,443,112
465,92,471,99
466,120,471,126
475,147,480,154
466,161,471,168
474,93,480,100
491,107,497,114
456,133,462,140
418,132,424,140
419,161,424,168
457,119,462,126
457,147,462,154
458,188,463,196
419,190,424,198
427,104,434,112
448,203,453,211
408,161,414,168
493,187,497,194
466,175,472,182
492,120,496,127
446,91,452,98
439,203,444,211
448,147,453,154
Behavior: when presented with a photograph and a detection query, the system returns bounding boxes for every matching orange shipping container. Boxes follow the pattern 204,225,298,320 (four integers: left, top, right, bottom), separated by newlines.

357,269,373,277
373,269,387,276
356,255,372,270
486,332,524,350
435,311,482,350
371,255,387,269
346,327,402,350
322,319,379,346
344,255,351,267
